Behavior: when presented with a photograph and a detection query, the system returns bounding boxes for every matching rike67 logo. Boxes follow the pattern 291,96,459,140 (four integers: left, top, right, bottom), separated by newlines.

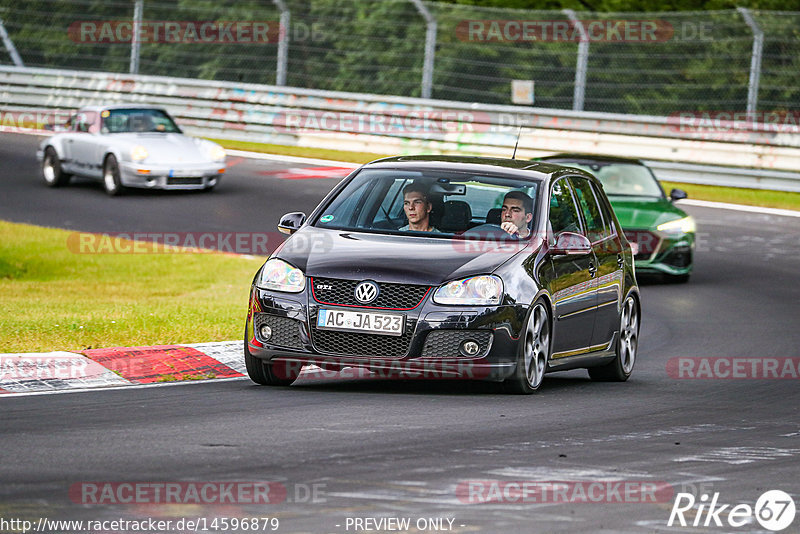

668,490,796,531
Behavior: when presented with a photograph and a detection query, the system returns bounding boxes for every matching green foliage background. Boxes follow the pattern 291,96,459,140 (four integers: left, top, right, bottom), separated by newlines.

1,0,798,114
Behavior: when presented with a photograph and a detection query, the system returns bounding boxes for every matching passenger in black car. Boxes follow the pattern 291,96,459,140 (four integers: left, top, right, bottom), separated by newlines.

399,182,441,233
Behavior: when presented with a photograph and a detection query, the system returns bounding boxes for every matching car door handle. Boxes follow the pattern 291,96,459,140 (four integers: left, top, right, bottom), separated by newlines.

588,262,597,277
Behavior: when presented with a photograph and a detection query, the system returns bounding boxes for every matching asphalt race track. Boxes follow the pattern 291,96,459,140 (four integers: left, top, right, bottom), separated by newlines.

2,131,800,533
0,133,341,235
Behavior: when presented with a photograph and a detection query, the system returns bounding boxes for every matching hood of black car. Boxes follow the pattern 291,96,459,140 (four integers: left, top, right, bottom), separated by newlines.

275,226,528,285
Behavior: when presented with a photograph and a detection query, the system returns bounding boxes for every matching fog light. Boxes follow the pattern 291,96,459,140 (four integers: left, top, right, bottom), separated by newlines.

259,325,272,341
460,339,480,357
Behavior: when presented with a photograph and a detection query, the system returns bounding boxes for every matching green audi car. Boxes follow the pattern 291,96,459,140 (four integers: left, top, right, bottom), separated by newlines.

538,154,695,283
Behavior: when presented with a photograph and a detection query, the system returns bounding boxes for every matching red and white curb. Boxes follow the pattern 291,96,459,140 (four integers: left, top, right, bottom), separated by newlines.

0,341,247,395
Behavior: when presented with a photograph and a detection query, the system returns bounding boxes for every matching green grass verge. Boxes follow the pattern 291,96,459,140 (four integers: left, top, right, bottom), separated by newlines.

211,139,800,212
661,181,800,211
0,220,264,353
211,138,391,165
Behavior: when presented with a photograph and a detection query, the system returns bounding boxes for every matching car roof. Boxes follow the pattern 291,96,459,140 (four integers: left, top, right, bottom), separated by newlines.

538,153,646,166
77,104,168,113
363,155,584,182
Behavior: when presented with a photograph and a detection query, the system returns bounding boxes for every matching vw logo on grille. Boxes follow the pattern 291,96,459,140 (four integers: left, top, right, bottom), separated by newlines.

354,281,380,304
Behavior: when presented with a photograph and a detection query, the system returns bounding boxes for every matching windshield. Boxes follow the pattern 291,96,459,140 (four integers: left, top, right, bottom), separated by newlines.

101,108,182,134
314,169,540,239
553,162,663,197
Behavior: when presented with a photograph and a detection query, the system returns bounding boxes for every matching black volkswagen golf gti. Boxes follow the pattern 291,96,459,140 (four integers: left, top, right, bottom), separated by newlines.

245,156,640,393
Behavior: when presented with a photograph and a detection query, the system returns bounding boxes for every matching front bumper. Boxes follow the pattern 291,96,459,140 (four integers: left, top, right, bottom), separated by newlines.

627,230,695,276
245,285,527,382
120,161,225,190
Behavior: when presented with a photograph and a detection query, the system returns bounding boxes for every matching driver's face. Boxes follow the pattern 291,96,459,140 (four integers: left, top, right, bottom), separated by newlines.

501,198,531,229
403,191,431,224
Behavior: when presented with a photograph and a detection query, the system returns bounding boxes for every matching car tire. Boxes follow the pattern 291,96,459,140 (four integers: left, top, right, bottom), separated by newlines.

42,147,71,187
243,329,300,386
102,154,125,196
203,177,220,192
504,300,550,394
589,294,639,382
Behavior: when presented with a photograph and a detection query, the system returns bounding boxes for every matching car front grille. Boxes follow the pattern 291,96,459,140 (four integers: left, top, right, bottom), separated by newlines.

310,277,431,310
624,230,661,260
254,313,304,349
167,176,203,185
661,246,692,268
310,320,416,358
420,330,493,359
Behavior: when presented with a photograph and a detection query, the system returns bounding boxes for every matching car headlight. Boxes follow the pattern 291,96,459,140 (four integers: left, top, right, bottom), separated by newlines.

257,259,305,293
197,140,226,162
131,145,148,162
433,275,503,306
207,144,226,162
657,216,696,235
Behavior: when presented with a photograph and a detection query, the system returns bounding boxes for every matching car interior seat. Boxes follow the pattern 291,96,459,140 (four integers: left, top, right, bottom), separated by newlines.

486,208,502,225
438,200,472,233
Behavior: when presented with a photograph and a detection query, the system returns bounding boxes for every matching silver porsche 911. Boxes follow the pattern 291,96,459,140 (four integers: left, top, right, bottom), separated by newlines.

36,104,226,195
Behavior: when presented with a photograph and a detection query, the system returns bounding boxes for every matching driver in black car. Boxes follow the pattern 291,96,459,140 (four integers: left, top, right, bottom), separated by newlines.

499,191,533,239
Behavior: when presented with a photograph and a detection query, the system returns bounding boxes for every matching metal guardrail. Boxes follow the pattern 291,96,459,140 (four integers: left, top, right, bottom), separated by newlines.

2,65,800,192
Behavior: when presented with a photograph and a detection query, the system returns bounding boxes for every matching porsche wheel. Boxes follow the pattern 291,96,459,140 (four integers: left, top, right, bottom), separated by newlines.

102,154,125,196
42,147,71,187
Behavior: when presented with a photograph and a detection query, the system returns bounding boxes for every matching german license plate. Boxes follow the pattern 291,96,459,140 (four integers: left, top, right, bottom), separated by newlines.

316,308,404,336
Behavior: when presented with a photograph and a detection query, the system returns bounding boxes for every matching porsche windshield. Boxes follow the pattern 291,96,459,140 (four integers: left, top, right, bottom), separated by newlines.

314,169,540,239
101,108,182,134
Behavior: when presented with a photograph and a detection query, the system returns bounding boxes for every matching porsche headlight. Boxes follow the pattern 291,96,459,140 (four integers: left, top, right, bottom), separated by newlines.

433,275,503,306
131,145,148,162
207,144,226,162
657,216,696,235
257,259,305,293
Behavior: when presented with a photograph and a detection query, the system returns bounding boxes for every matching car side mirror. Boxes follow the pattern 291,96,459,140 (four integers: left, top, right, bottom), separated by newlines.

670,188,688,201
550,232,591,255
278,212,306,235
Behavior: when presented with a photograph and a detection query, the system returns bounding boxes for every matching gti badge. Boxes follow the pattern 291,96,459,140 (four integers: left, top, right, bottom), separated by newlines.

354,281,379,304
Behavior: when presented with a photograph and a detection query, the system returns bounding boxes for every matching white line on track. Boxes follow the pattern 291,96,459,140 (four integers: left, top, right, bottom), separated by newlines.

225,149,359,169
1,375,250,398
8,129,799,218
678,199,800,218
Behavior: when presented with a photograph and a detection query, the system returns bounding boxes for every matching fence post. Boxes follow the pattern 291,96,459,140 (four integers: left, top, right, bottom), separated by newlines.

273,0,290,86
409,0,437,99
563,10,588,112
0,18,23,67
129,0,143,74
738,7,763,116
